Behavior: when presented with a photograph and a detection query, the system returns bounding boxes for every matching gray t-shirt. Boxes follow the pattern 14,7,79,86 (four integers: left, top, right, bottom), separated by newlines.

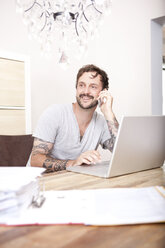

27,103,110,165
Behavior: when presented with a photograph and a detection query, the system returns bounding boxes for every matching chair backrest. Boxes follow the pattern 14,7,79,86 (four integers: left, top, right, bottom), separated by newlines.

0,135,34,166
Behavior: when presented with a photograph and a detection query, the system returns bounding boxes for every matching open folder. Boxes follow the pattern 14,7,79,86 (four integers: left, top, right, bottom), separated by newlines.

1,186,165,226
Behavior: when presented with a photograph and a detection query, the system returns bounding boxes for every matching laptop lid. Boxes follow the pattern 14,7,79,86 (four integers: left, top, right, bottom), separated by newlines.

107,115,165,177
67,116,165,178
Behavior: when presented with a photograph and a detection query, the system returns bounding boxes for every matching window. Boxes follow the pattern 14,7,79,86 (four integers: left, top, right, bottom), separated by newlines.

0,52,31,135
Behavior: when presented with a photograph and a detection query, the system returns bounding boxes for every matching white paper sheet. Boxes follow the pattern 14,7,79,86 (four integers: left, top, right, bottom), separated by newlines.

1,186,165,226
0,167,45,191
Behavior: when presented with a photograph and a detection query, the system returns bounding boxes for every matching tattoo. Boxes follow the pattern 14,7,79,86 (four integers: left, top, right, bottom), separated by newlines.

43,157,68,172
103,118,119,152
32,138,52,156
31,138,68,172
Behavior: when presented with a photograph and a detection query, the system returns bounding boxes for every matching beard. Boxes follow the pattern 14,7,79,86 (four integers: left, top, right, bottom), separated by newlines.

76,94,98,110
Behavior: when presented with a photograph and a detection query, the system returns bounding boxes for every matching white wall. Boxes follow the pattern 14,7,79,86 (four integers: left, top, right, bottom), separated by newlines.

0,0,164,132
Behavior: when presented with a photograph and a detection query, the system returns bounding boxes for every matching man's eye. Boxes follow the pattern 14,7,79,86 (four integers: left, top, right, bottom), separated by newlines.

91,85,97,89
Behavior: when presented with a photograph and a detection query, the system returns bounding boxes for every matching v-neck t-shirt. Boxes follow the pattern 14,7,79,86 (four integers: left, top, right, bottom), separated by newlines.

33,103,111,160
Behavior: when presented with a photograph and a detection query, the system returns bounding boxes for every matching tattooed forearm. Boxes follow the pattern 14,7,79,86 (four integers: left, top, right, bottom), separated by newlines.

103,118,119,152
43,157,68,172
31,138,68,172
107,118,119,136
103,134,116,152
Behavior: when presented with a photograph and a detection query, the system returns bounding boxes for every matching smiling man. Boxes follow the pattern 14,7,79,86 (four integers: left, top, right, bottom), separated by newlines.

27,64,119,172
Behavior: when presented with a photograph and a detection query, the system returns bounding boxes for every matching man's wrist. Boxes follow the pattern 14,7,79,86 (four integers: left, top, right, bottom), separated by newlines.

104,111,115,122
65,160,75,167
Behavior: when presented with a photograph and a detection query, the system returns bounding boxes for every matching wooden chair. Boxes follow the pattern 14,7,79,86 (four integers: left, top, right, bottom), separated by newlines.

0,135,34,166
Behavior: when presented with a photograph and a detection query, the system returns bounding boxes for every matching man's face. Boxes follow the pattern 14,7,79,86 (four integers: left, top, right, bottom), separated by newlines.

76,72,103,109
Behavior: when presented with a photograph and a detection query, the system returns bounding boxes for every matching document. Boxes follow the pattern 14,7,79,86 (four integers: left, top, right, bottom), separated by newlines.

1,186,165,226
0,167,45,223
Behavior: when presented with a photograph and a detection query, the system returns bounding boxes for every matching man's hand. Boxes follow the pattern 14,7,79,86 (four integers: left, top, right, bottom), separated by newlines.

97,89,119,152
97,89,114,119
67,150,101,167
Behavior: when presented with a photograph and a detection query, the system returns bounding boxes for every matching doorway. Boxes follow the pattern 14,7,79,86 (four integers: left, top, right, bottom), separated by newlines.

151,16,165,115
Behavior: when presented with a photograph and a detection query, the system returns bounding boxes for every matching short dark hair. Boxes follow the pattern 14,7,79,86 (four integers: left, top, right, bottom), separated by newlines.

76,64,109,90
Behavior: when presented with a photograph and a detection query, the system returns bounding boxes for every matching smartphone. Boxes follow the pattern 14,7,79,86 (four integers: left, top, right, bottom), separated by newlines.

98,97,106,107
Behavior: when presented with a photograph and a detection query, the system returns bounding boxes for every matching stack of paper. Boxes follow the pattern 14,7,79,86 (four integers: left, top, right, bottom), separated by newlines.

0,167,45,223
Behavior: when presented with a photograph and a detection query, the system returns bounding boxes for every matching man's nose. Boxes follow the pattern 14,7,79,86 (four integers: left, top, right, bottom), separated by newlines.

83,86,90,94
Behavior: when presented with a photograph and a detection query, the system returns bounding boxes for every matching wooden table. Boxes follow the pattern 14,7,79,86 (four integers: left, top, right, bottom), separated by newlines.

0,167,165,248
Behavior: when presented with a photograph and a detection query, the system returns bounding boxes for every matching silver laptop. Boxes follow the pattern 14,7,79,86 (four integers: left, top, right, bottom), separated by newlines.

66,116,165,178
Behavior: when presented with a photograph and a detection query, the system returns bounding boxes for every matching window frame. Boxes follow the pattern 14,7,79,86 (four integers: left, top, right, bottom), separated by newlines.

0,50,31,134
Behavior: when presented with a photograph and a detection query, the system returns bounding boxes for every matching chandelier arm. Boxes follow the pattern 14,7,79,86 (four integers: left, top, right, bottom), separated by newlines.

45,10,51,18
82,4,89,23
40,12,44,18
86,3,102,15
48,21,52,32
82,12,89,22
40,12,48,32
47,14,53,32
74,12,79,36
47,1,51,9
24,1,42,13
82,25,87,33
91,4,102,14
82,2,103,25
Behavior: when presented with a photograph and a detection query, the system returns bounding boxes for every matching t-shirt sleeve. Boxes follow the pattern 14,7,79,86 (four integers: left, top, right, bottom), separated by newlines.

33,105,60,143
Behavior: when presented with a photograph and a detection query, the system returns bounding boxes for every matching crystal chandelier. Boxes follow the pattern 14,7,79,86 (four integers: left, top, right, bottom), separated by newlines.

16,0,112,64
